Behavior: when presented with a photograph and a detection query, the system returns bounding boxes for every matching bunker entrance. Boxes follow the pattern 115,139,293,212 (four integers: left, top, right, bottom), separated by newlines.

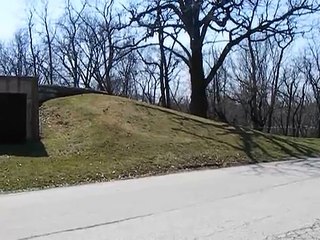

0,93,27,144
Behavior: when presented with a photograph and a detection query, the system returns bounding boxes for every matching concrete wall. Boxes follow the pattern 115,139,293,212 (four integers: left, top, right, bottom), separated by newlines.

0,76,39,140
38,85,107,104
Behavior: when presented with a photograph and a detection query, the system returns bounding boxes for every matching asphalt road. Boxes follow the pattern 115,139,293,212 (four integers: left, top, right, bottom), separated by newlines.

1,158,320,240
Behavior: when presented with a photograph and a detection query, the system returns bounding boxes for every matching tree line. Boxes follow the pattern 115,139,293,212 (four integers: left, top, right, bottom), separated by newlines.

1,0,320,137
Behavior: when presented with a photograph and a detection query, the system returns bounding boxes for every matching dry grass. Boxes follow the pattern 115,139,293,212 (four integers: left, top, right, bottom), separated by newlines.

1,94,320,192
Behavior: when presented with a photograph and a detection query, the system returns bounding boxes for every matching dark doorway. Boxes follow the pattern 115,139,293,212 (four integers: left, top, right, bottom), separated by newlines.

0,93,27,144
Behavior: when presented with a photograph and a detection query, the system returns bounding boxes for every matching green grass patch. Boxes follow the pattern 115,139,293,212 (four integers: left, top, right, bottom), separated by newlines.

1,94,320,192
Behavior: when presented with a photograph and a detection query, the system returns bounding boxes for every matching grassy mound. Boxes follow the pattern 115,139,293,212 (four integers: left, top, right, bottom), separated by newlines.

1,94,320,192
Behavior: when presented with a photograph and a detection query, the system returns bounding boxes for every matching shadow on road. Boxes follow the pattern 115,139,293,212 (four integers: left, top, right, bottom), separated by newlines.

243,158,320,177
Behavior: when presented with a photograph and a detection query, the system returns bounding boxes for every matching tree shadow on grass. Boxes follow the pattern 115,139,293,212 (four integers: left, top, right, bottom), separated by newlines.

138,104,320,161
0,141,48,157
171,126,263,160
172,124,320,163
215,125,320,162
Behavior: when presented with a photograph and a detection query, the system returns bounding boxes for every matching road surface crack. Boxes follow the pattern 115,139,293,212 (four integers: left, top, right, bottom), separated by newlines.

18,212,155,240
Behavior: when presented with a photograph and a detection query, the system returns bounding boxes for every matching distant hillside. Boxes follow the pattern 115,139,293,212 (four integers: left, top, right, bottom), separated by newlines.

1,94,320,192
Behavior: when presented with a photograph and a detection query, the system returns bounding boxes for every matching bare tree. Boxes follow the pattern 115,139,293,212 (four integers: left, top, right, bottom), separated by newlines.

1,29,33,77
27,10,38,78
55,0,86,87
38,1,55,85
75,0,133,92
266,38,293,133
206,48,229,122
229,36,292,131
302,42,320,137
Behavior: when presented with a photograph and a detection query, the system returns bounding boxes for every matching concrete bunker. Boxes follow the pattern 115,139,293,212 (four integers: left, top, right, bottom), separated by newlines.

0,76,39,143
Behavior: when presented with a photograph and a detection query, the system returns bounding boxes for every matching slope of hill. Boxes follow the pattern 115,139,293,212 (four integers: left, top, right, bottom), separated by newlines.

1,94,320,192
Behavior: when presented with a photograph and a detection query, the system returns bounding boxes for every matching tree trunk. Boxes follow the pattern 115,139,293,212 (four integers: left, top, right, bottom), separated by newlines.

158,25,167,107
28,22,37,78
285,83,294,136
189,42,207,118
266,114,273,133
164,71,171,108
45,21,53,85
292,114,296,137
248,37,264,131
252,120,264,131
318,111,320,138
285,103,291,136
267,45,286,133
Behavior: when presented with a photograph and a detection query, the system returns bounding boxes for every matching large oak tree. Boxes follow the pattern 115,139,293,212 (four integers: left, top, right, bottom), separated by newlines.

130,0,319,117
